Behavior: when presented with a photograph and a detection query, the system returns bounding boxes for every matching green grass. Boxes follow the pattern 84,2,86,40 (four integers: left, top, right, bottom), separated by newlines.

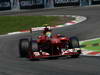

82,39,100,45
83,47,100,52
82,39,100,52
0,16,75,34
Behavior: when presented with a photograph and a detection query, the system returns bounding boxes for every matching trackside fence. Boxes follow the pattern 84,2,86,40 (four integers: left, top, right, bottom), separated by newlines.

0,0,100,10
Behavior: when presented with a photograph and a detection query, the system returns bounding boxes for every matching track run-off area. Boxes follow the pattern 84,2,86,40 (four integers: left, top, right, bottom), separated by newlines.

0,6,100,75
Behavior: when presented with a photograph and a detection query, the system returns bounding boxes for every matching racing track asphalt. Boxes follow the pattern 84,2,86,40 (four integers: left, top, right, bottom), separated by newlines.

0,6,100,75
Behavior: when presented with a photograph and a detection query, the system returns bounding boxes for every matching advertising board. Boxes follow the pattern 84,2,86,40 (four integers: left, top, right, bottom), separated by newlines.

54,0,79,6
0,0,11,10
19,0,44,9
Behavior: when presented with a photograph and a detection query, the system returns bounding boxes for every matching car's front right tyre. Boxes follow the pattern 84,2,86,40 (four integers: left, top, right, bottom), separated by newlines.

19,39,30,57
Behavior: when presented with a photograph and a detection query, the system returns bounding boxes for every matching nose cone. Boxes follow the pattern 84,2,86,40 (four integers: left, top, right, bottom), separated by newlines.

51,38,61,44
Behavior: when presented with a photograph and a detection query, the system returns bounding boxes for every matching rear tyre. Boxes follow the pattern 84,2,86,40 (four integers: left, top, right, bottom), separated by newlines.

69,37,80,48
19,39,30,57
69,37,81,58
71,53,80,58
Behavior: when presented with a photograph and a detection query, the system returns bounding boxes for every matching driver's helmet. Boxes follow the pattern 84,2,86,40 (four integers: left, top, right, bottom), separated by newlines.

46,31,52,37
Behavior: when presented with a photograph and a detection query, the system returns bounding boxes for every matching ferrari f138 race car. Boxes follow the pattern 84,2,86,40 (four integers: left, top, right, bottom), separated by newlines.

19,26,81,60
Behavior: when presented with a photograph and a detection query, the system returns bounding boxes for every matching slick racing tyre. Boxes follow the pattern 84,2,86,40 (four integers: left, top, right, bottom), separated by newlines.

71,54,80,58
69,37,80,48
69,37,81,58
19,39,30,57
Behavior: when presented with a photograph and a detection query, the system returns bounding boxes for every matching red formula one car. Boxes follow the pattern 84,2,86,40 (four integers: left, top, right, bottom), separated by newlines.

19,26,81,60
